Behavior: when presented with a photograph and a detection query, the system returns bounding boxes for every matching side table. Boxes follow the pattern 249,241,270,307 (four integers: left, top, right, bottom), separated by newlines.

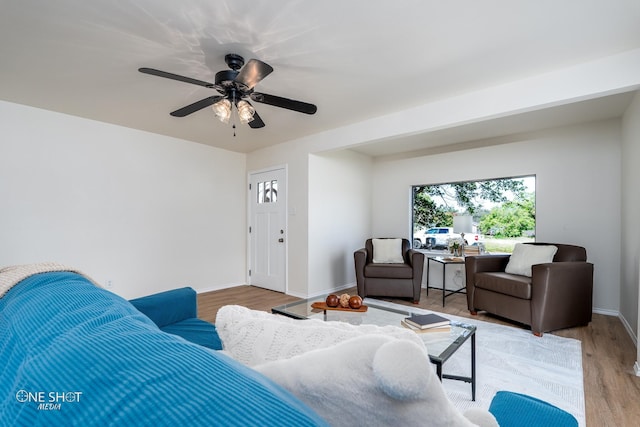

426,256,466,306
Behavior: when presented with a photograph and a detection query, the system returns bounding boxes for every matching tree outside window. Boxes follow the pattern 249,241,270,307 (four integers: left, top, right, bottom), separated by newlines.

412,176,535,253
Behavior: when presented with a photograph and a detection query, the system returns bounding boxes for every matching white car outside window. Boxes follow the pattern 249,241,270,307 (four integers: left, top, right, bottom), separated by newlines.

415,227,483,249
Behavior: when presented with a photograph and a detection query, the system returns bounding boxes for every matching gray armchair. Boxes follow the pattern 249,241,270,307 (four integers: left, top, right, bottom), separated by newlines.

465,242,593,336
354,238,425,303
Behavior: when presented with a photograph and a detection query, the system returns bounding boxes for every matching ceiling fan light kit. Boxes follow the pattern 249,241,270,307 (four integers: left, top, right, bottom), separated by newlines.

139,53,317,132
236,100,255,124
212,98,231,124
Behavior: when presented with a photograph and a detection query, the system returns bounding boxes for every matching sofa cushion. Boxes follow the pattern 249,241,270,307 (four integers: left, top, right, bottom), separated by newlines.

505,244,558,277
372,238,405,263
475,272,533,299
365,263,413,279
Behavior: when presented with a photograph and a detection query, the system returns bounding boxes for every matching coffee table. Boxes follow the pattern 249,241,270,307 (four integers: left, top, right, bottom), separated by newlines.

272,296,476,400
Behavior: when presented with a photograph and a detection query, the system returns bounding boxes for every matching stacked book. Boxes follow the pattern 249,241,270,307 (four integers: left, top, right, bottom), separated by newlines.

401,313,451,333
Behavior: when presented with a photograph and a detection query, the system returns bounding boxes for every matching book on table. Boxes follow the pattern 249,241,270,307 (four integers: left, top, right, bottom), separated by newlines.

403,313,450,330
401,320,451,333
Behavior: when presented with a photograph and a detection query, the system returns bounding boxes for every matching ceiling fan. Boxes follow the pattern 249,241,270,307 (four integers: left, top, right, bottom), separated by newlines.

139,54,317,129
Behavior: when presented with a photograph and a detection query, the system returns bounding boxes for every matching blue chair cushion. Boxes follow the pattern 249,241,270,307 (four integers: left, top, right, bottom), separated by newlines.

489,391,578,427
161,318,223,350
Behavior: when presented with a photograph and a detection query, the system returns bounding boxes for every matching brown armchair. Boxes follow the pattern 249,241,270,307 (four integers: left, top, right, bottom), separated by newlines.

354,238,425,303
465,242,593,336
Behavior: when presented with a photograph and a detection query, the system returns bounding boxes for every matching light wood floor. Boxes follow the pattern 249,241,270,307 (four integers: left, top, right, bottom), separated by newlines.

198,286,640,427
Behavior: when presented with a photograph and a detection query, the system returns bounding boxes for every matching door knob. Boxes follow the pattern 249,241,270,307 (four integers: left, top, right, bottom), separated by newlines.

278,238,284,243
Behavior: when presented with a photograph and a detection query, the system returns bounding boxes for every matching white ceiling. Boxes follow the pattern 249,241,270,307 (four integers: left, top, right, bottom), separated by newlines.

1,0,639,155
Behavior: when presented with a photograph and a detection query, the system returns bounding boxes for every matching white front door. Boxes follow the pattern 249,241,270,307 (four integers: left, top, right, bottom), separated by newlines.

249,168,286,292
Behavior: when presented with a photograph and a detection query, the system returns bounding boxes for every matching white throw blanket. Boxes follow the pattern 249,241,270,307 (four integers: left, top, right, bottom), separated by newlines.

0,262,101,298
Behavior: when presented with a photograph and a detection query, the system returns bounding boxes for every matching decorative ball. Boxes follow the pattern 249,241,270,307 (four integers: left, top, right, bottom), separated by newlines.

326,294,339,307
348,295,363,309
339,293,351,308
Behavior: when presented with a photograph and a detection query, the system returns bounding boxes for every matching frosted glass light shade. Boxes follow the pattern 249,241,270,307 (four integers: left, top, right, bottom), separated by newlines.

237,100,255,124
212,99,231,124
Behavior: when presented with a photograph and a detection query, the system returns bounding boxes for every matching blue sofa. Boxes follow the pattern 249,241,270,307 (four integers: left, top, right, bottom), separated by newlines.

0,271,328,426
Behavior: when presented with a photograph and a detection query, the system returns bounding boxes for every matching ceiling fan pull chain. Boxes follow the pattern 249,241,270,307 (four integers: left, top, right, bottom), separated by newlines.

232,91,237,137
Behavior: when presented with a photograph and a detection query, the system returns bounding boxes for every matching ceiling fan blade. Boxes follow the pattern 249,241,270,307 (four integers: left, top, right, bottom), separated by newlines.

248,108,265,128
235,59,274,90
250,92,317,115
170,96,225,117
139,67,214,88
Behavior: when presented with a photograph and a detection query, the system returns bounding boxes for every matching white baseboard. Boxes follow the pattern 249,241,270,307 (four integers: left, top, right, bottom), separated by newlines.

592,307,619,316
593,309,639,372
202,282,356,300
616,312,639,347
195,282,245,294
285,282,356,300
285,289,309,299
302,282,355,299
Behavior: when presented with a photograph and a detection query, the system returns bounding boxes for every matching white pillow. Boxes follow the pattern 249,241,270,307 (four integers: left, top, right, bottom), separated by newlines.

254,335,497,427
215,305,423,366
372,238,404,263
505,243,558,277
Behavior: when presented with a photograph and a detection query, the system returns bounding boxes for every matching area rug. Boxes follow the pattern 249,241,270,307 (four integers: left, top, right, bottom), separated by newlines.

364,299,586,427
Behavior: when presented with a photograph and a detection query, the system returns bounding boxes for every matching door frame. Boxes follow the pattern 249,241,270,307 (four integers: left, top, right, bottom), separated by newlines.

247,164,288,293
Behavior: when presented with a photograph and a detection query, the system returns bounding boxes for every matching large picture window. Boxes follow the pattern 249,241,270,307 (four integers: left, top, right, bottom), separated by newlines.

412,175,535,254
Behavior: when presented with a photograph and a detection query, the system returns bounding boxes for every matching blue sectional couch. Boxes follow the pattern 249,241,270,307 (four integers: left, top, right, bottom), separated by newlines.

0,271,327,426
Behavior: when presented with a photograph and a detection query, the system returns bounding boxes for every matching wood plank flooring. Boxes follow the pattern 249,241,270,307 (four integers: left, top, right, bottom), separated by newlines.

198,286,640,427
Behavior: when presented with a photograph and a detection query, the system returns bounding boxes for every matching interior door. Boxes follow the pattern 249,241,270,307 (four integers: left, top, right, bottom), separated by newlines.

249,168,286,292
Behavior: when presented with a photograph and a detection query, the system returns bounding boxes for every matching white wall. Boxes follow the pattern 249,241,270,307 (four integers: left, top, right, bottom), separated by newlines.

308,150,372,295
0,100,246,299
370,119,622,313
621,91,640,371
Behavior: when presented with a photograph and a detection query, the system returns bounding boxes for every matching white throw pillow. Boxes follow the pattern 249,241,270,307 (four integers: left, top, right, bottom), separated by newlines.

215,305,423,366
505,243,558,277
254,334,497,427
372,238,404,263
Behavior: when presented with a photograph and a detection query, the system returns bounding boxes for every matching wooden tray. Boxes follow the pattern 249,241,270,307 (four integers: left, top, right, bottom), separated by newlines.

311,302,368,312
